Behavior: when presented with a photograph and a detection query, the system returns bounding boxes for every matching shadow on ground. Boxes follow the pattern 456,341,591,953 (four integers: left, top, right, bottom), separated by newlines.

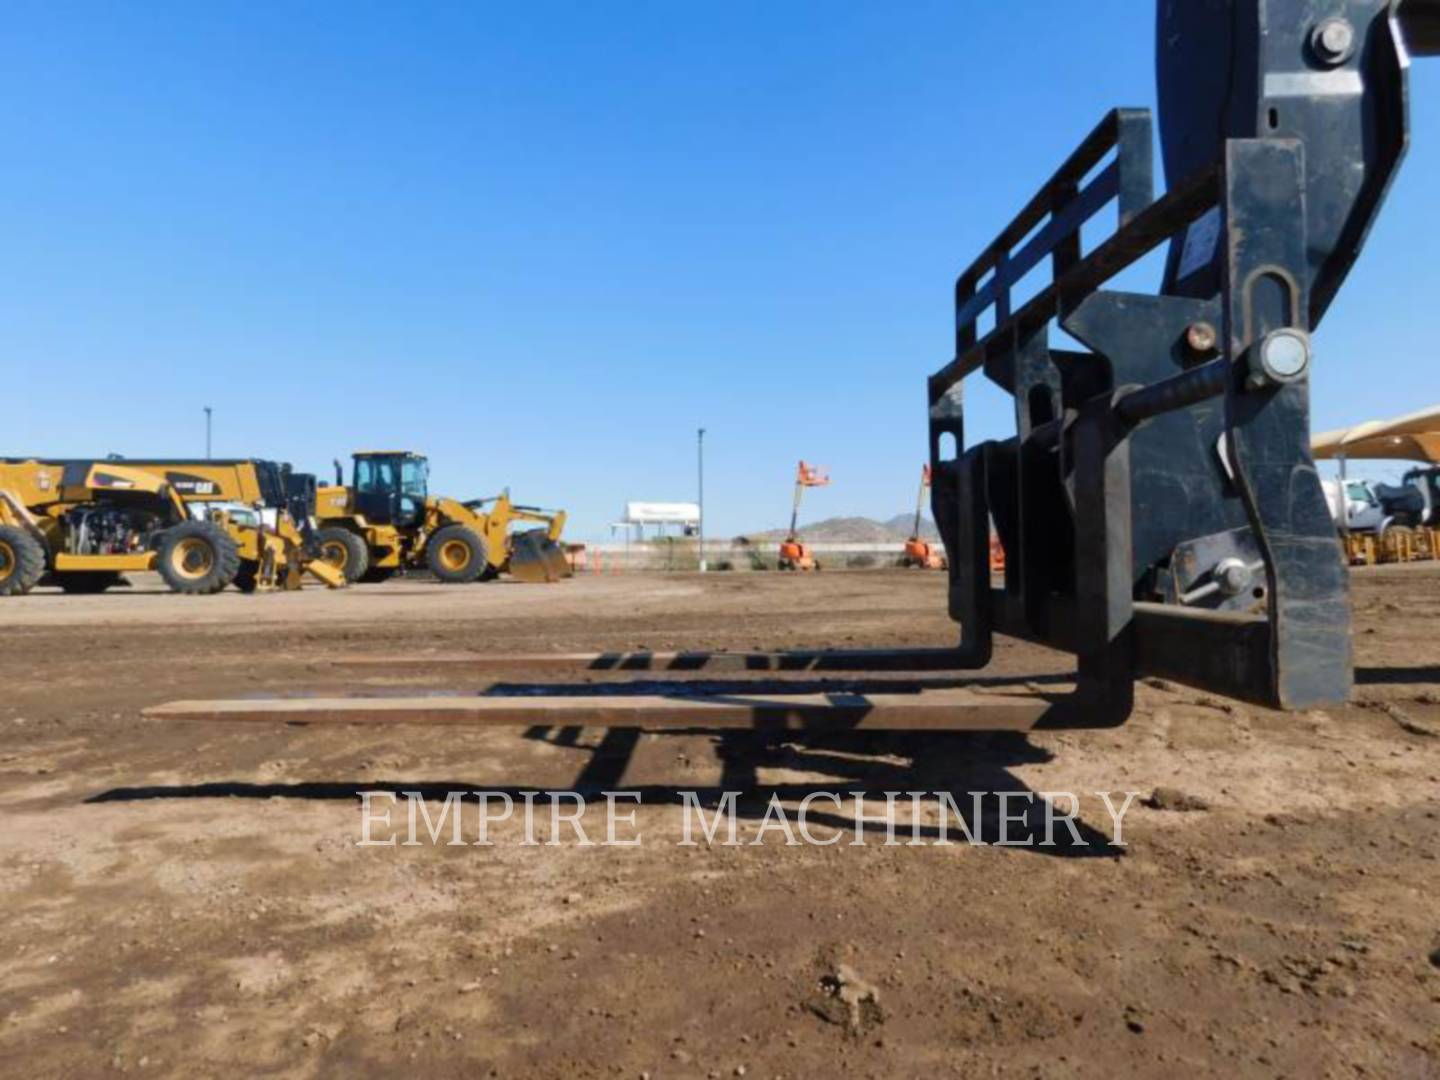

89,728,1118,858
1354,664,1440,685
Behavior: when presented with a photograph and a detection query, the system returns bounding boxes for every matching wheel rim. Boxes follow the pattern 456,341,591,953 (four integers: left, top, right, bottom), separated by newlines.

172,537,215,580
0,540,13,580
321,540,349,569
439,540,471,571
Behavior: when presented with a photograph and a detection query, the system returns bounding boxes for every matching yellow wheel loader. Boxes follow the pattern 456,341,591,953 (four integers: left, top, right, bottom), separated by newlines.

314,451,571,584
0,459,341,596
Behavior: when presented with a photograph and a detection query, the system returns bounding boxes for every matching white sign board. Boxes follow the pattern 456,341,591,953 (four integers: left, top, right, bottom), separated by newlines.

624,501,700,525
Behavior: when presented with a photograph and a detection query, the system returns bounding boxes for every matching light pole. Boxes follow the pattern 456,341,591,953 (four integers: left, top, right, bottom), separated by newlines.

204,406,213,459
697,427,707,573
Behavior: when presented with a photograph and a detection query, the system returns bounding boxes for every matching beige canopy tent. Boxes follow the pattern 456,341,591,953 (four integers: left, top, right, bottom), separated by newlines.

1312,404,1440,465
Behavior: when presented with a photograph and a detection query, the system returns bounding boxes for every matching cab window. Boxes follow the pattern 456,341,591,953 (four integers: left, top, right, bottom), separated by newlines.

1346,481,1377,506
400,459,428,499
356,458,397,493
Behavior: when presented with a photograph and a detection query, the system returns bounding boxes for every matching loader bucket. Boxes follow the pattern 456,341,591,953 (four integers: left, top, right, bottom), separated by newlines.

507,529,571,583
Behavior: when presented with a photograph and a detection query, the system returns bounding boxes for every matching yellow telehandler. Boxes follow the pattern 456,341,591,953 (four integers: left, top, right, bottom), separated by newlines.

99,458,320,528
314,451,570,584
81,457,347,590
0,459,342,595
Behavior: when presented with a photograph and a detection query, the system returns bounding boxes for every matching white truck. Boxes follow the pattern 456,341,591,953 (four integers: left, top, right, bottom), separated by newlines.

1323,478,1387,533
1322,470,1439,535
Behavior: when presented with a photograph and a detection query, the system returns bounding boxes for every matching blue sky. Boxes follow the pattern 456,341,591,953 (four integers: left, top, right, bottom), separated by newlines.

2,1,1436,538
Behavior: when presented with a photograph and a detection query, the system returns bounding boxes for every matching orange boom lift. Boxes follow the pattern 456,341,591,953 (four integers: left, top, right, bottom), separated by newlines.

903,465,946,569
778,460,829,571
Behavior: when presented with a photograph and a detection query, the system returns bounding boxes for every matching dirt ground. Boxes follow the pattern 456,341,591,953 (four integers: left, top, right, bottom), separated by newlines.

1,567,1437,1078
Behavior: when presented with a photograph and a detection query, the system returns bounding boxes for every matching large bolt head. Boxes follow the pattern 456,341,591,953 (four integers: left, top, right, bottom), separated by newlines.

1215,557,1253,597
1251,328,1312,387
1185,321,1218,357
1312,18,1356,65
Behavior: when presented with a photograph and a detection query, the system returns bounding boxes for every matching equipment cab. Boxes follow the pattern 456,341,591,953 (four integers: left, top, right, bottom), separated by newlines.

341,451,429,527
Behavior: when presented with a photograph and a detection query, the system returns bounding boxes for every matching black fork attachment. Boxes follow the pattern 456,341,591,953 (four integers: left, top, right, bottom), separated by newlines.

930,0,1438,727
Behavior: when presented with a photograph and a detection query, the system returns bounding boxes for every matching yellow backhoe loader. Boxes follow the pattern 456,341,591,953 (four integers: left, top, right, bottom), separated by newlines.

314,451,570,584
0,459,341,596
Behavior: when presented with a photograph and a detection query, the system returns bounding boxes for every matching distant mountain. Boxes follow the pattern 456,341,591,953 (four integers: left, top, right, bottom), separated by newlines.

880,513,939,539
741,513,938,543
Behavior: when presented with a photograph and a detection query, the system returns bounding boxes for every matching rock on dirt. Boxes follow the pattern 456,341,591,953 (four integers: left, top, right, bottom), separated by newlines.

809,962,883,1034
1143,787,1210,812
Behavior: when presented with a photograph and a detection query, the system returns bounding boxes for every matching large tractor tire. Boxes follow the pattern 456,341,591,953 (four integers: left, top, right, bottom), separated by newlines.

0,525,46,597
315,527,369,583
156,521,241,595
52,571,123,594
427,524,487,584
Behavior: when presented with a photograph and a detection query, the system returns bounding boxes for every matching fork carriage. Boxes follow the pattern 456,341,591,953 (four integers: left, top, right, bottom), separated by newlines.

928,0,1438,725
